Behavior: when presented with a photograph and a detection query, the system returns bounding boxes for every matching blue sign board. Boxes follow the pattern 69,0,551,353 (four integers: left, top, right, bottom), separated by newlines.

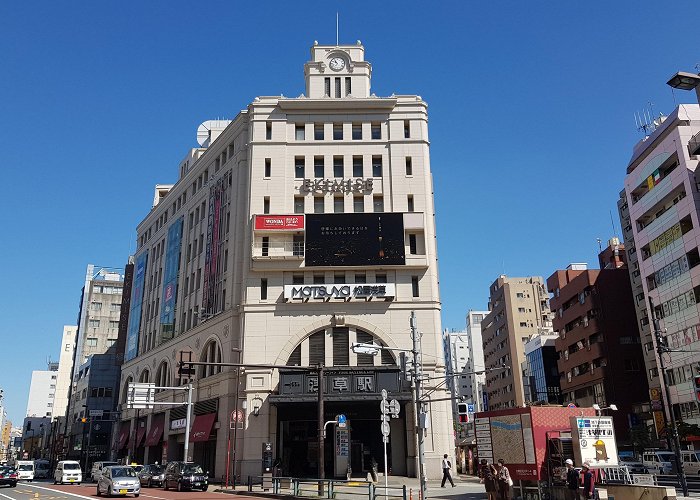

160,217,183,340
338,414,347,424
467,404,475,414
125,251,148,361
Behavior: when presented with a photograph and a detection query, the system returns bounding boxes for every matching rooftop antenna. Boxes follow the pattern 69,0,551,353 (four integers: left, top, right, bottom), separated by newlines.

336,12,339,45
596,238,602,252
609,209,617,237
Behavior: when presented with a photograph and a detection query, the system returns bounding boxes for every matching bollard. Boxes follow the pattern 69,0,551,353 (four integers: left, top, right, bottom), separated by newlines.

403,484,407,500
409,488,413,500
247,475,252,492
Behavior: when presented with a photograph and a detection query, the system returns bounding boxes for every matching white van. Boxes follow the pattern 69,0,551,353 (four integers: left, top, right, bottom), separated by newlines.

91,461,119,482
681,450,700,474
54,460,82,485
642,450,676,475
16,461,34,481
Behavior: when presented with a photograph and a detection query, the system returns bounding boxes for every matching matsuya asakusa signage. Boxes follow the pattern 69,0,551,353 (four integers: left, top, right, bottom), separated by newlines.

284,283,396,301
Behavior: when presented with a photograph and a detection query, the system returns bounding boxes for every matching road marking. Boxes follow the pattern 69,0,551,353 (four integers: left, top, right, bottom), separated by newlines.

0,491,21,500
22,484,94,500
139,495,170,500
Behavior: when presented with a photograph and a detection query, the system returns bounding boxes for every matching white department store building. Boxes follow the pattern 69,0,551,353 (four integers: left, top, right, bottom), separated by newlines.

118,41,452,480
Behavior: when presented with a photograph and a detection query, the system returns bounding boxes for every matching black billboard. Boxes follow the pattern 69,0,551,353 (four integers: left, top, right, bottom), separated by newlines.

305,213,406,266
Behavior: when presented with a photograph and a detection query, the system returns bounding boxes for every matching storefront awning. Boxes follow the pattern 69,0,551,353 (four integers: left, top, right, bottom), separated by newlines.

117,422,130,450
145,414,165,447
189,413,216,442
135,421,147,448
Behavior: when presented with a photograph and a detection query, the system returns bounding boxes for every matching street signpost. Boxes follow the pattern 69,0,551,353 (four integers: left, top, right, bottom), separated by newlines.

380,389,400,498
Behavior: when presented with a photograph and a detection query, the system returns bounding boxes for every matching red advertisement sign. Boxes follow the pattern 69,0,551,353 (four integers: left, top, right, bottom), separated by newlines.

255,215,304,231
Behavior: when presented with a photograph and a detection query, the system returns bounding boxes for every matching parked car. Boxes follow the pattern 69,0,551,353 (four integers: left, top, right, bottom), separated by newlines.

681,450,700,474
91,461,119,482
34,460,50,479
54,460,82,485
642,450,676,475
163,462,208,491
16,461,34,482
96,466,140,498
618,456,648,474
138,465,165,488
0,467,18,488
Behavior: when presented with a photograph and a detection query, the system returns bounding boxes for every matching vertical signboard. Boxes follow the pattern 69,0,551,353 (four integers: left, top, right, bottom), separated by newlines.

202,179,224,313
161,217,184,340
125,251,148,362
570,416,618,468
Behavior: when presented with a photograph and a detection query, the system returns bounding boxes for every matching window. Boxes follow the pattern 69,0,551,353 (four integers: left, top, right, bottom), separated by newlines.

266,121,272,140
107,338,117,347
86,338,98,347
404,120,410,138
353,156,363,177
407,195,414,212
412,276,420,297
405,157,413,176
376,273,387,283
92,302,102,311
261,278,268,300
334,196,344,213
354,196,364,213
263,197,270,214
89,319,100,328
314,156,324,178
314,197,324,214
325,77,331,97
345,77,352,96
200,340,222,379
409,234,417,255
313,274,325,285
295,124,305,141
334,273,345,284
372,156,383,177
264,158,271,177
371,123,381,140
333,156,344,178
262,236,269,257
293,275,304,285
294,196,305,214
293,235,304,256
295,157,305,178
110,303,122,312
335,77,341,98
314,123,324,140
373,196,384,212
109,320,120,328
352,123,362,140
355,273,366,283
333,123,343,140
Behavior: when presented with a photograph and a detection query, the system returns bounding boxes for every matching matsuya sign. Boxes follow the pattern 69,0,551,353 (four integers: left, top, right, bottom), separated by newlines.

300,178,374,194
284,283,395,301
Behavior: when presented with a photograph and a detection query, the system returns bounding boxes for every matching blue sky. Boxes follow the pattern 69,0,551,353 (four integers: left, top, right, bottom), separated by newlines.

1,1,698,425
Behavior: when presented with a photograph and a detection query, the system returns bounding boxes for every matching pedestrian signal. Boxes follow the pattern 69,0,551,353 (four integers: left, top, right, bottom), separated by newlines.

457,402,469,423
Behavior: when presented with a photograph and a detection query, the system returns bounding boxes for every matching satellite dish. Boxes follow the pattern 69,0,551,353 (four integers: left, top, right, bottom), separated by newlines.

197,121,214,147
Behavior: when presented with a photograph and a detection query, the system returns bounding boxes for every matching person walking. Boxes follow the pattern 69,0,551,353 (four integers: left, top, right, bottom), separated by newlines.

581,462,596,500
495,459,512,500
441,454,455,487
565,459,580,500
478,459,498,500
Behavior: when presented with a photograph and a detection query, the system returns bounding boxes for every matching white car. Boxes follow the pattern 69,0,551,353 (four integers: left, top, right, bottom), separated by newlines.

96,466,140,498
16,461,34,482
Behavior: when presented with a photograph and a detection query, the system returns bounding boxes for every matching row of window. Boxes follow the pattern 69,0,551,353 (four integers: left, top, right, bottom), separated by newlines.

87,320,120,329
90,302,122,312
293,122,384,141
85,337,117,347
92,285,122,294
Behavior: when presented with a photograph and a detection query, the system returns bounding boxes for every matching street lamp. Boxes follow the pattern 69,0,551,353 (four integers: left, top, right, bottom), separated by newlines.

591,404,617,416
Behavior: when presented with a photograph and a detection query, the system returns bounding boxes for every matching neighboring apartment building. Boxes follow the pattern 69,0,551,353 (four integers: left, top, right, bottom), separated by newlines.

547,240,649,441
443,328,471,416
26,362,58,419
522,334,561,404
53,325,77,418
481,276,552,410
118,41,452,480
621,73,700,431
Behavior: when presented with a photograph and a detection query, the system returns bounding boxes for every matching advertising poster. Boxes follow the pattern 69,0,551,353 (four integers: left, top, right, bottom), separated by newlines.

571,416,618,468
202,180,224,312
125,251,148,362
160,217,183,339
305,213,405,266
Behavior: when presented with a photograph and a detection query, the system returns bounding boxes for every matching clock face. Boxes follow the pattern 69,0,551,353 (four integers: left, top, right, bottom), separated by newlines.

329,57,345,71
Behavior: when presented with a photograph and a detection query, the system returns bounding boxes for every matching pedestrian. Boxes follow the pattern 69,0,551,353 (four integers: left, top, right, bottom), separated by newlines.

581,462,595,500
495,459,512,500
565,459,580,500
478,459,498,500
441,454,455,487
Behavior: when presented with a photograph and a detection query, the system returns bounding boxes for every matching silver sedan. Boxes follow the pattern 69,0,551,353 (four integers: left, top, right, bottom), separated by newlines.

97,466,141,497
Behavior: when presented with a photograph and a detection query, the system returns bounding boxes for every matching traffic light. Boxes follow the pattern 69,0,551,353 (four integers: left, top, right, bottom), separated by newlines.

694,376,700,402
177,362,195,378
457,403,469,423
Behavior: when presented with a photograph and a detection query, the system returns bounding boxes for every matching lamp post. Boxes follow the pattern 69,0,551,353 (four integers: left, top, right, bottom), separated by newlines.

591,404,618,416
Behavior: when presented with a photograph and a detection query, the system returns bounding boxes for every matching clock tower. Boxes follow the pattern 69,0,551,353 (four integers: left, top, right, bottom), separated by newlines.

304,41,372,99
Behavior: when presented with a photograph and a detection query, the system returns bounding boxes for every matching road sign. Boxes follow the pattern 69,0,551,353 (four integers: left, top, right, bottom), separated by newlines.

381,389,388,399
467,404,475,414
381,421,390,436
337,414,347,429
89,409,104,417
127,382,155,409
388,399,400,417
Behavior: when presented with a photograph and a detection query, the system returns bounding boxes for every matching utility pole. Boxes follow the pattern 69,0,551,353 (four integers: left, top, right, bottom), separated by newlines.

317,364,325,495
411,311,427,500
650,298,688,497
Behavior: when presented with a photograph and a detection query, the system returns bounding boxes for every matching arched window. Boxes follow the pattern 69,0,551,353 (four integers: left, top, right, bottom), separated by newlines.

139,369,150,383
122,376,133,404
285,328,396,366
200,340,222,379
156,361,170,391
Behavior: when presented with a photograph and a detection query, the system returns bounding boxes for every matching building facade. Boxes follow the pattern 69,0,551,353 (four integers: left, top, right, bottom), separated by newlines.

547,242,649,441
26,363,58,419
53,326,77,419
481,276,552,410
118,42,452,480
622,96,700,431
522,334,561,404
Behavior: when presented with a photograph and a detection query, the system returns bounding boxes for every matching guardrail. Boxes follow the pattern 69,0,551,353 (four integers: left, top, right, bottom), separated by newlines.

241,476,407,500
